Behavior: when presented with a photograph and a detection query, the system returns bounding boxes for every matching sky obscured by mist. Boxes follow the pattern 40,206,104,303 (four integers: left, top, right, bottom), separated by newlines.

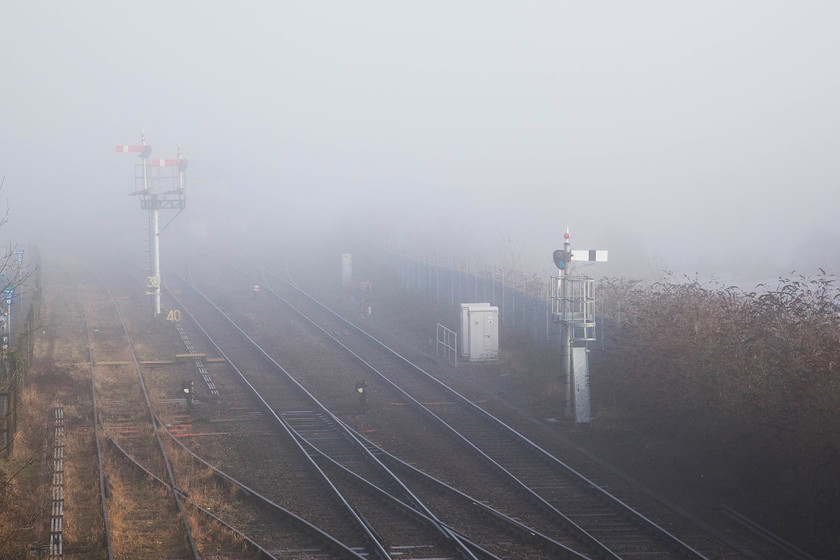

2,2,839,285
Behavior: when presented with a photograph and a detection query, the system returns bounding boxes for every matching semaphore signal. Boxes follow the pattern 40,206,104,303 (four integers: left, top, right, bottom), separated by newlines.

550,227,608,424
150,158,184,168
114,144,142,153
115,132,187,319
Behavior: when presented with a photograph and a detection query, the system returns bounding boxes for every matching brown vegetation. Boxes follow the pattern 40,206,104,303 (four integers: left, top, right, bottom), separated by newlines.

594,272,840,556
0,382,52,558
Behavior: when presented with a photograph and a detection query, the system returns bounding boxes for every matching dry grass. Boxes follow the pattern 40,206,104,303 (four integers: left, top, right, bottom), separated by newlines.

4,260,265,559
103,448,193,559
62,424,106,550
164,437,264,556
0,381,51,558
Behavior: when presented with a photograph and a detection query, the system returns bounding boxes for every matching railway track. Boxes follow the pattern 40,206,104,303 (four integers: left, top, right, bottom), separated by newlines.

17,244,819,560
165,252,726,559
81,266,200,559
166,258,589,558
29,263,113,559
201,246,808,559
84,262,379,559
165,263,573,559
28,249,807,559
264,248,812,560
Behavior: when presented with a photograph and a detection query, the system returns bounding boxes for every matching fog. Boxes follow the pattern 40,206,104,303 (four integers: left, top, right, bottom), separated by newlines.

2,2,839,286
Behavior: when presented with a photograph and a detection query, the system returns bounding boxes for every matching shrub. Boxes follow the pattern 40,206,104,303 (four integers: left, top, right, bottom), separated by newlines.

595,271,840,554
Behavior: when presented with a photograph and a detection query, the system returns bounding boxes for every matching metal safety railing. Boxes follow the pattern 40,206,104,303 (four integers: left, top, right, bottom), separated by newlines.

550,275,597,342
435,323,458,366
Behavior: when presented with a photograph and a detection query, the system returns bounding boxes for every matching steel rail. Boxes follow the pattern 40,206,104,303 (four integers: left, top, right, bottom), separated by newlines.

93,261,363,559
62,267,115,559
191,252,613,557
169,271,394,560
103,429,277,559
160,422,381,560
251,260,624,559
165,269,591,559
88,267,201,560
295,436,506,560
720,505,818,560
171,267,483,560
345,424,592,559
296,427,589,560
259,254,709,559
81,301,115,560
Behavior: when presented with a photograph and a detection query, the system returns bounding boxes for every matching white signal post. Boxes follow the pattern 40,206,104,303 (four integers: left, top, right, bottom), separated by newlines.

551,227,608,423
116,133,187,319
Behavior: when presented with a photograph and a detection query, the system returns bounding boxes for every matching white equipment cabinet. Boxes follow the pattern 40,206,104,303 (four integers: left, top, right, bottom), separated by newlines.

459,303,499,361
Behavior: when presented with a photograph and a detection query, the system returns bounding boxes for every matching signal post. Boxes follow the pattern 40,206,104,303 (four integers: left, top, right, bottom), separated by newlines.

551,228,607,423
116,133,187,319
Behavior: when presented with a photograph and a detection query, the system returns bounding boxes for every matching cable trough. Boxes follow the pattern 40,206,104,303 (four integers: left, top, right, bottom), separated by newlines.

49,406,65,560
